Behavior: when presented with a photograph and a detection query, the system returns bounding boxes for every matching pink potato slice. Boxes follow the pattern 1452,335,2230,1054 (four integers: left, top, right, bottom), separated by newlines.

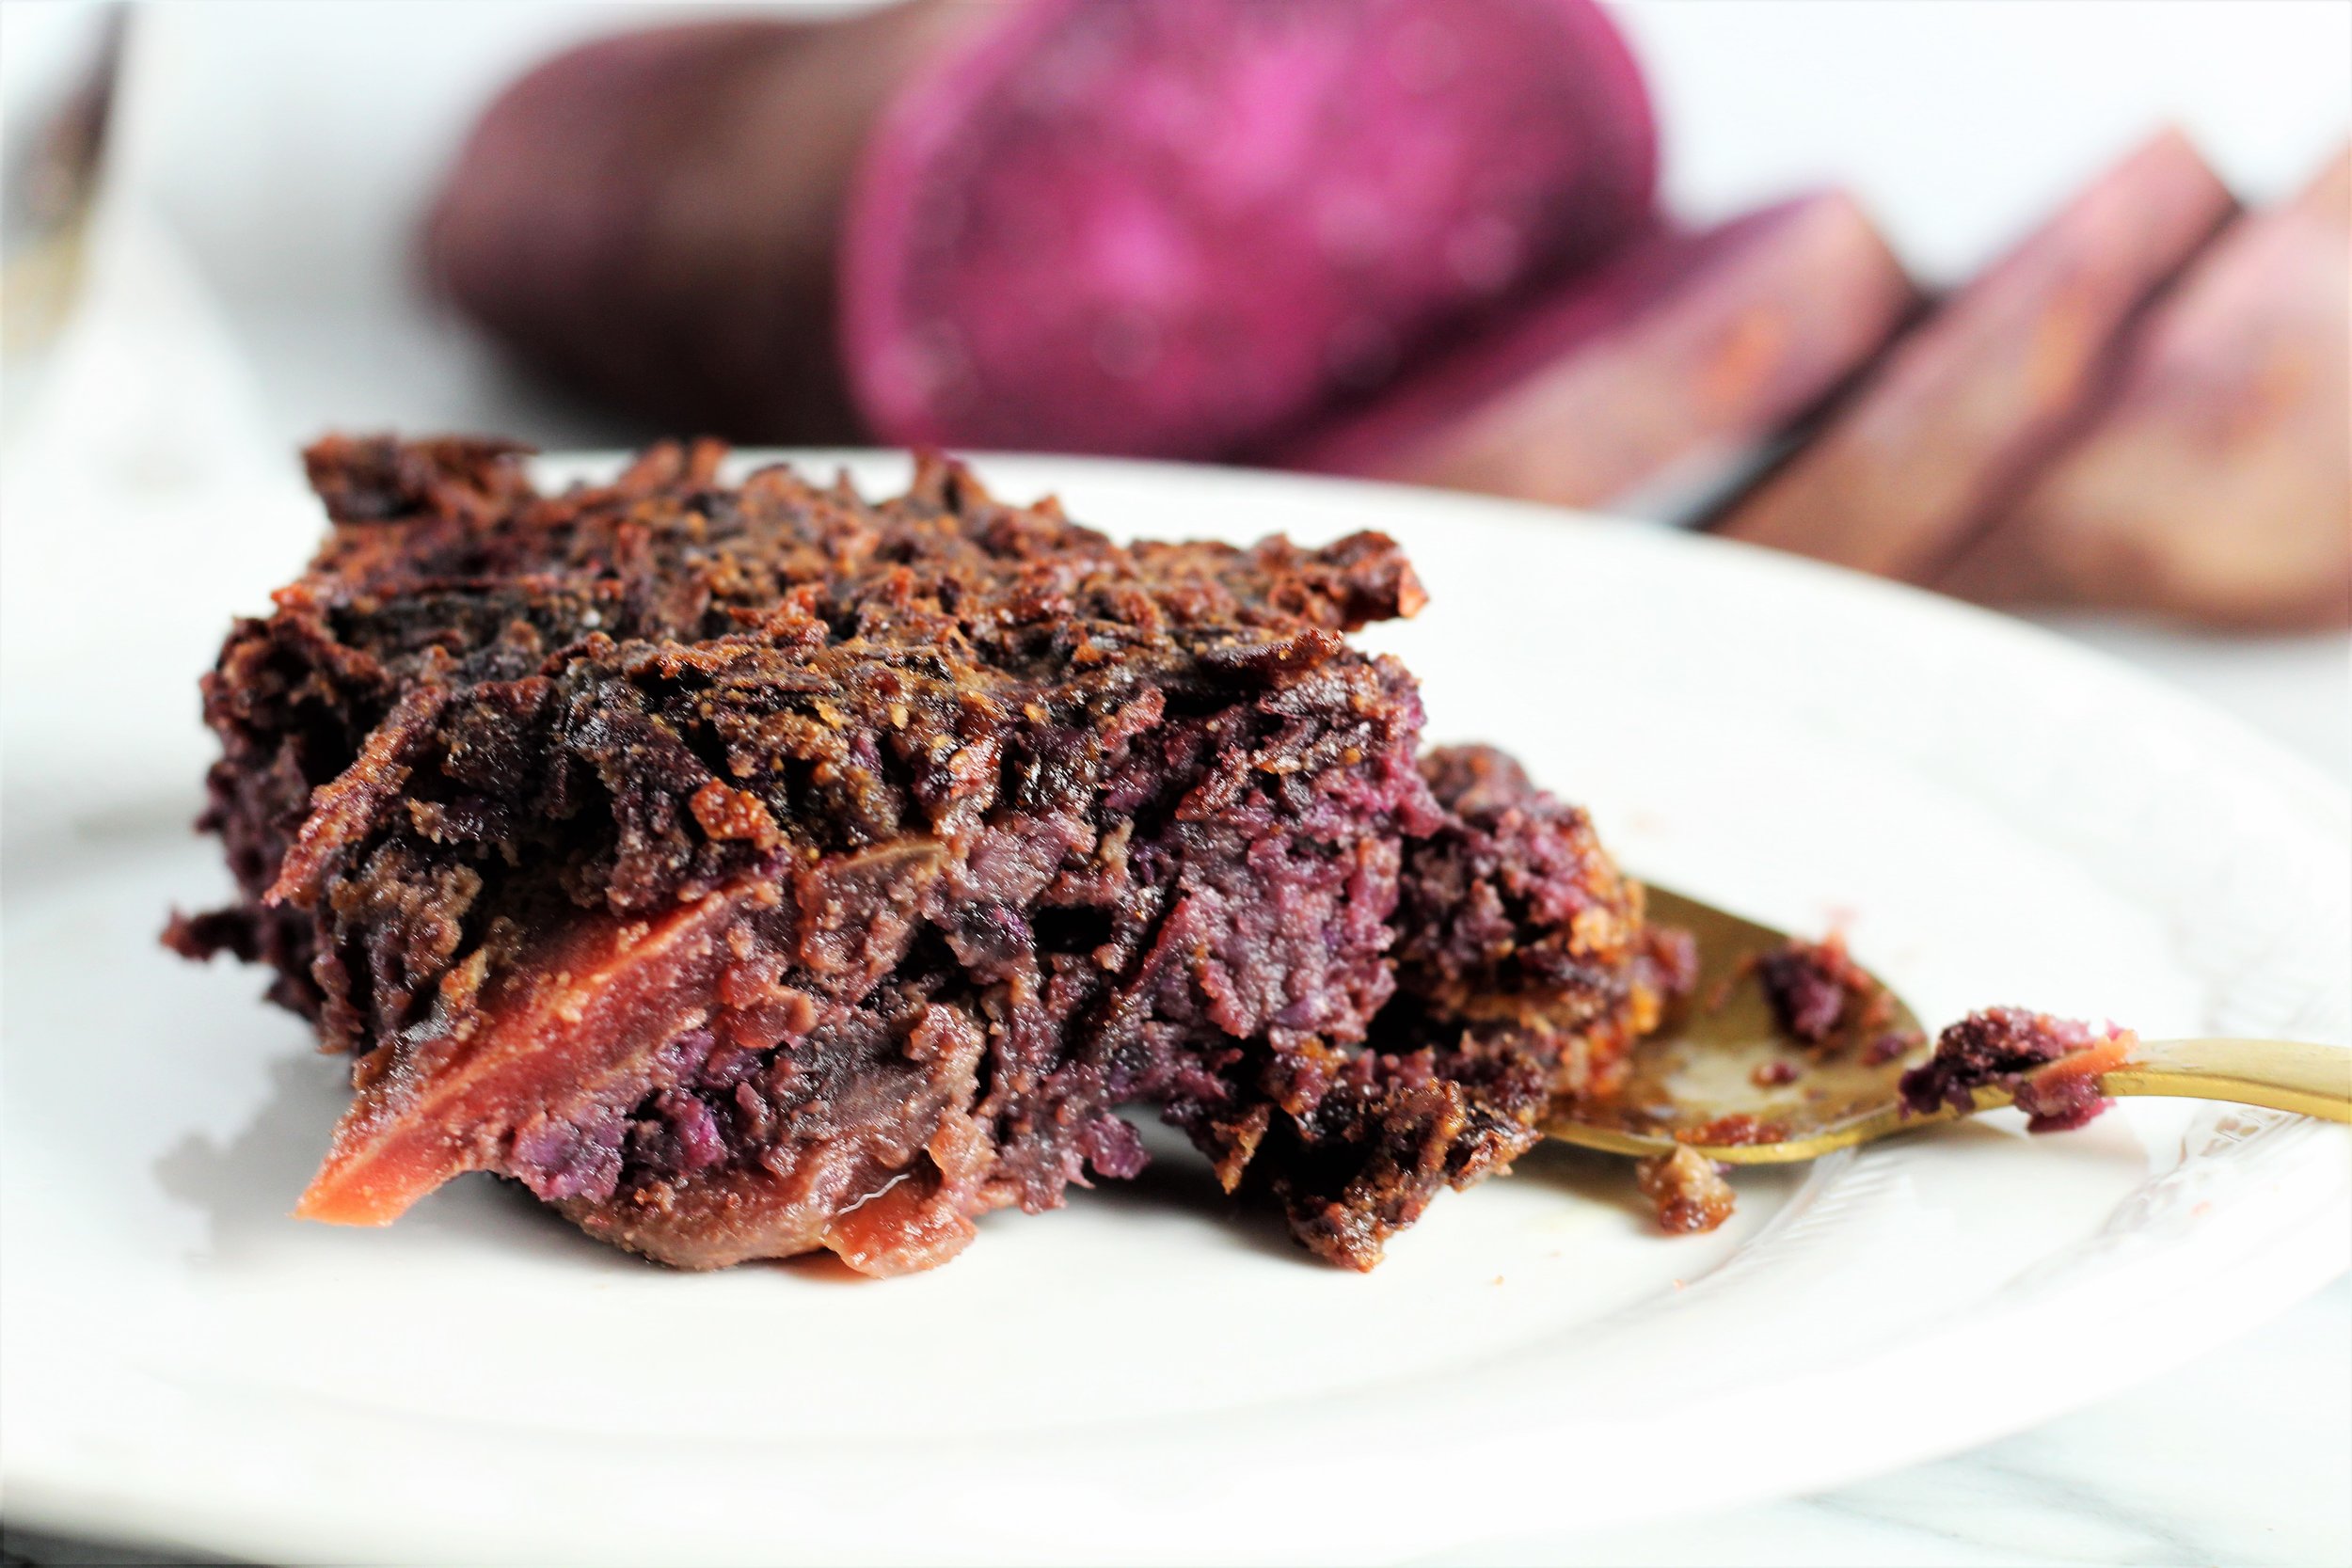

1277,190,1918,512
296,876,779,1227
1937,147,2351,629
838,0,1657,460
1712,128,2235,580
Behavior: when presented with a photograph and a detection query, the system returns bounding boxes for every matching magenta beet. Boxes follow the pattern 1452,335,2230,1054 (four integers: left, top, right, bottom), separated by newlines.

1279,191,1916,509
839,0,1657,459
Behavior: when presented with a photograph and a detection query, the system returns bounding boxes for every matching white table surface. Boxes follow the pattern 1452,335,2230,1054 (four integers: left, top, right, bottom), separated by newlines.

3,4,2346,1564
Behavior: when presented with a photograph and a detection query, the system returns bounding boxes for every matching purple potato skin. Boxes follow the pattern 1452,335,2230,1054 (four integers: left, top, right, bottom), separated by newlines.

1713,128,2235,582
1937,147,2351,630
1278,190,1918,511
428,5,990,444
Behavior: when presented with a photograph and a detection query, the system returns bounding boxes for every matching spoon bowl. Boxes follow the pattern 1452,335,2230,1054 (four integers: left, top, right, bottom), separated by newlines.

1548,884,2352,1162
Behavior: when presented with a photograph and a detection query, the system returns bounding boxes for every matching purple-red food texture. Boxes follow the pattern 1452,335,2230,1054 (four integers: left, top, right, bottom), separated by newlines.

1899,1007,2137,1132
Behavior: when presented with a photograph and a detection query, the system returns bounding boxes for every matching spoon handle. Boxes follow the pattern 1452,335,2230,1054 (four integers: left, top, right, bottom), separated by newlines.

2103,1037,2352,1122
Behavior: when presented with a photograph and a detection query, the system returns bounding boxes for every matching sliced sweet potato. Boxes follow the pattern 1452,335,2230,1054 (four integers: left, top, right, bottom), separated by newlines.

1277,190,1917,511
294,877,779,1227
1713,129,2235,580
427,5,991,444
840,0,1656,459
1937,147,2351,628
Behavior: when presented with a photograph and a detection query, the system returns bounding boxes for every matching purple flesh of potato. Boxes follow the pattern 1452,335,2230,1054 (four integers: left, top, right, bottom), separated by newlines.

838,0,1657,460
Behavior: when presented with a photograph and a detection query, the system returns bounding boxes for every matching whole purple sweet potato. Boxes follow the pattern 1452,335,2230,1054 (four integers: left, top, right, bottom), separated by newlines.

1713,128,2235,581
1278,190,1917,512
839,0,1657,459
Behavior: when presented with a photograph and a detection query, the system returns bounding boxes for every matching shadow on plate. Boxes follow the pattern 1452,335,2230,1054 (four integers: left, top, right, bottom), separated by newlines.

151,1052,644,1275
1064,1125,1309,1265
1514,1138,1669,1227
0,1521,251,1567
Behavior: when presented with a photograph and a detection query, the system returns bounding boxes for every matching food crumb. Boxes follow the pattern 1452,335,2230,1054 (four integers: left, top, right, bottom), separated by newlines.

1636,1146,1737,1234
1636,923,1701,1004
1752,1059,1801,1087
1864,1028,1924,1066
1683,1113,1788,1147
1756,932,1885,1043
1899,1007,2137,1132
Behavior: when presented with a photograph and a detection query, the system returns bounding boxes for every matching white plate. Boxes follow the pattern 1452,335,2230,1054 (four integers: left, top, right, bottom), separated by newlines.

4,454,2347,1567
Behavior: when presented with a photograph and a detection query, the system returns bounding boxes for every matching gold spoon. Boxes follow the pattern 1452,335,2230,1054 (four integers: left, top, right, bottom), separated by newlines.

1546,885,2352,1164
